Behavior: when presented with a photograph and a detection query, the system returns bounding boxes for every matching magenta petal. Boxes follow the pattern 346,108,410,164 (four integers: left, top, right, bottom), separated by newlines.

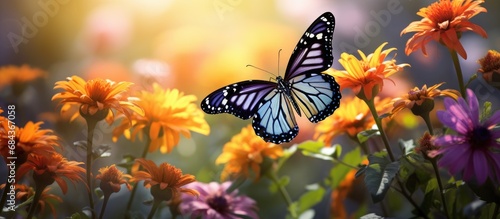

437,111,470,134
443,144,470,174
433,135,466,146
472,151,488,184
466,89,480,126
447,100,473,132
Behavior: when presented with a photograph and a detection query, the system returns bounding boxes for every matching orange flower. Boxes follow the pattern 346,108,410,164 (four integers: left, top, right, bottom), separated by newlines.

314,96,392,145
131,159,198,201
0,65,46,90
401,0,487,59
113,83,209,153
17,153,86,194
52,75,143,123
0,120,59,166
391,83,460,116
96,165,132,196
1,184,62,218
329,42,409,101
215,125,283,181
478,50,500,89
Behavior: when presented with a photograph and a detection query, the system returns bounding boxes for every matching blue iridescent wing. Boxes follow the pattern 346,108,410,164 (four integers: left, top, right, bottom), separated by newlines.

201,80,276,119
252,90,298,144
285,12,340,123
289,73,341,122
284,12,335,80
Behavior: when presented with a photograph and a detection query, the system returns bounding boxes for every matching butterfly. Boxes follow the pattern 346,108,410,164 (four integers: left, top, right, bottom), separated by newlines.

201,12,341,144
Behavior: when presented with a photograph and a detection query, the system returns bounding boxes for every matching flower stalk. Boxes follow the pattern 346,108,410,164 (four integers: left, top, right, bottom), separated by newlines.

450,49,466,97
84,117,98,219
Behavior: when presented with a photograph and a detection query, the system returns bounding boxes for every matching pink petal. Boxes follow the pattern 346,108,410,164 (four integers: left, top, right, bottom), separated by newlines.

433,135,466,147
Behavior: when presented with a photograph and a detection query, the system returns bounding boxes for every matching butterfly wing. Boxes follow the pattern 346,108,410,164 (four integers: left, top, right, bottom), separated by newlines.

252,90,298,144
290,73,341,122
284,12,340,123
284,12,335,80
201,80,277,119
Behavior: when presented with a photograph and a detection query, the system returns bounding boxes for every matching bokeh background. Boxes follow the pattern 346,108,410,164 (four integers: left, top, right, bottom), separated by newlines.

1,0,500,218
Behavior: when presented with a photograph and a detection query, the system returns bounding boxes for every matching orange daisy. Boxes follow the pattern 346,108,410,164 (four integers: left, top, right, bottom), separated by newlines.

0,120,60,166
401,0,487,59
112,83,210,153
17,153,86,194
329,42,409,101
51,75,143,123
478,50,500,88
314,96,392,145
0,65,46,90
96,164,132,196
131,159,198,201
215,125,283,181
391,83,460,116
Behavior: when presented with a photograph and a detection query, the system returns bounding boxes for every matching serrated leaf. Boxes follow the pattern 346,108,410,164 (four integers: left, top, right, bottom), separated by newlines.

355,165,367,178
399,139,415,155
297,186,325,214
364,154,400,203
330,147,364,189
357,129,380,144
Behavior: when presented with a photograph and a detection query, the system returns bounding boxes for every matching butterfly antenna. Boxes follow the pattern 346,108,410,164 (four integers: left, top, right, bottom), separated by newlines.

278,49,282,76
246,65,277,77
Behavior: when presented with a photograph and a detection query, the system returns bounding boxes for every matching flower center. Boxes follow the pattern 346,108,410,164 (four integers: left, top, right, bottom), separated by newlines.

207,195,229,213
468,126,492,149
426,1,454,30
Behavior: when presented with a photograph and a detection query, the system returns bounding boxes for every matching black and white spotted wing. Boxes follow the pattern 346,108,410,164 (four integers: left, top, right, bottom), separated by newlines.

201,12,340,144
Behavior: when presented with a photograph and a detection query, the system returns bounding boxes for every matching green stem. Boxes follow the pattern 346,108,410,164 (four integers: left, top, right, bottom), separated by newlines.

266,170,295,217
365,99,428,218
126,135,152,213
421,112,434,135
449,49,466,97
26,185,46,219
429,158,450,219
99,194,110,219
147,199,161,219
364,98,395,161
85,118,98,219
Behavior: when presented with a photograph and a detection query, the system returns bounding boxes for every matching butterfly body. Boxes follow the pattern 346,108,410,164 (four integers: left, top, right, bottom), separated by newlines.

202,12,341,143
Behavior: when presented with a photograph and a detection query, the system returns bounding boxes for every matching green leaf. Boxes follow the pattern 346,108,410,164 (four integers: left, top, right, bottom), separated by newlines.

94,188,103,199
364,153,400,203
355,164,367,178
399,139,415,155
298,141,341,161
287,202,299,219
357,129,380,144
297,184,325,214
269,176,290,194
480,101,492,122
330,147,364,189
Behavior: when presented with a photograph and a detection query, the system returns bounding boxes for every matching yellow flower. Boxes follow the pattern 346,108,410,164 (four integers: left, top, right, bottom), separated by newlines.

401,0,487,59
17,153,86,194
314,96,392,145
391,83,460,116
96,165,132,196
112,83,210,153
478,50,500,89
0,120,60,166
329,42,409,101
52,75,143,123
216,125,283,181
131,159,198,201
0,65,46,90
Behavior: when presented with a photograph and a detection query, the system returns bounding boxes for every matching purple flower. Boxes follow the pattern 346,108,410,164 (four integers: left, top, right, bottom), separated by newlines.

433,89,500,185
179,181,259,219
